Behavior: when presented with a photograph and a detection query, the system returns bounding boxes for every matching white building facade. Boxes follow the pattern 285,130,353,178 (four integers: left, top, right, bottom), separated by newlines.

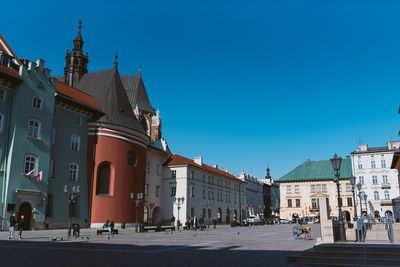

161,155,246,225
351,141,400,219
238,171,264,218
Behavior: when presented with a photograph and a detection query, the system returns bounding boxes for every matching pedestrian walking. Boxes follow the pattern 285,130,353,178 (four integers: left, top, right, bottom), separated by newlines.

170,215,176,229
8,213,16,240
213,217,217,229
18,215,24,239
193,216,197,231
199,216,204,231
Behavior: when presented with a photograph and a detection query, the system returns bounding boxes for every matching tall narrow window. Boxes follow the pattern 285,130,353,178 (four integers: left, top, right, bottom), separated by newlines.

24,155,37,175
27,119,41,139
311,185,315,193
155,185,160,197
171,186,176,197
381,160,386,168
73,114,81,125
171,170,176,178
69,163,79,182
347,198,352,207
145,184,149,196
359,176,364,185
322,184,327,192
384,190,390,200
287,199,292,208
295,185,300,194
96,163,110,195
287,186,292,194
295,199,300,207
70,135,80,151
346,183,351,192
358,163,363,169
383,175,388,184
371,160,376,169
374,191,379,200
372,176,378,185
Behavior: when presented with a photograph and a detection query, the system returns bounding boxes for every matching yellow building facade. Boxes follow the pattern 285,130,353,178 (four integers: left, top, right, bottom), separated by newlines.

278,158,355,221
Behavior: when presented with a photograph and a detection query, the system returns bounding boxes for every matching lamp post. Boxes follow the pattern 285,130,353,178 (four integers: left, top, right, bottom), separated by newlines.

357,183,363,216
64,185,80,237
174,197,185,230
130,192,143,232
330,153,346,242
349,176,357,220
363,193,368,216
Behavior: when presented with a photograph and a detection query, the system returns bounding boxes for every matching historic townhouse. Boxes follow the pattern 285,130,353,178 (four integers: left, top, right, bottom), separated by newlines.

162,155,246,225
259,167,280,219
278,158,353,221
352,142,400,219
237,171,264,218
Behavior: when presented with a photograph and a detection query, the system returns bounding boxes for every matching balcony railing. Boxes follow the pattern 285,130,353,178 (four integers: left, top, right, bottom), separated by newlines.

381,183,391,189
380,199,393,206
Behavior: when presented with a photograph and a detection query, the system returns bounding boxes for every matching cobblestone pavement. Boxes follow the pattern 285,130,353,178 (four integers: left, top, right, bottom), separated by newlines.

0,224,320,267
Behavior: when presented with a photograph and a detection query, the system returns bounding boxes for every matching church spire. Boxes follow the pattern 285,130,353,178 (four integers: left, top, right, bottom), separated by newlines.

265,165,271,179
64,20,89,87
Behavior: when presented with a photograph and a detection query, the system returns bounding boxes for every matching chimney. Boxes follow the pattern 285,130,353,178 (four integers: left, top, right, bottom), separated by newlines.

213,164,218,169
194,156,202,166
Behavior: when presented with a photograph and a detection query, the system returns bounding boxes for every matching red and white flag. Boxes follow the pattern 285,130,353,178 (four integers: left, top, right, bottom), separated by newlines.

25,169,35,176
36,171,43,182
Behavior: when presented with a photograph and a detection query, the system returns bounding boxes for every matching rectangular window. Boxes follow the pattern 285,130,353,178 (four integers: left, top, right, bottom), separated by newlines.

371,160,376,169
372,175,378,185
288,199,292,208
191,186,194,198
171,170,176,178
155,185,160,197
171,186,176,197
146,161,150,173
287,186,292,194
208,209,211,218
24,155,36,175
311,185,315,193
202,208,206,218
358,163,363,169
322,184,327,193
73,114,82,125
347,197,353,207
311,198,319,210
295,199,300,208
69,163,79,182
339,184,342,192
295,185,300,194
70,135,80,151
346,183,351,192
203,189,206,199
316,184,321,192
359,176,364,185
145,184,149,196
383,175,388,184
32,97,43,109
208,191,211,200
27,119,41,139
381,160,386,168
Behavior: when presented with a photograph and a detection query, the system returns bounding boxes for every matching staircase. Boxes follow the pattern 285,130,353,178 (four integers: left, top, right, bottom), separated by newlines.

288,243,400,266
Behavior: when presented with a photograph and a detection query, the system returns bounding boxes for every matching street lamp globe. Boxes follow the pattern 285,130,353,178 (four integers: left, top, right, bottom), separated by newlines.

130,192,134,199
356,183,362,192
349,176,356,186
330,153,342,172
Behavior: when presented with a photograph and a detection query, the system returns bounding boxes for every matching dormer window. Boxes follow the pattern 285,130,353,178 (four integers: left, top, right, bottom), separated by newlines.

0,52,12,68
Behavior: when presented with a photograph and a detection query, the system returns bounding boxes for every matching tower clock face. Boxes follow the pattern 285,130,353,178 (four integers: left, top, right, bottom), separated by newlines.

127,150,138,167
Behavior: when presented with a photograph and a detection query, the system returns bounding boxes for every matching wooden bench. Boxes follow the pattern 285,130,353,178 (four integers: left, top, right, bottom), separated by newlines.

97,229,118,235
143,226,158,232
161,225,175,231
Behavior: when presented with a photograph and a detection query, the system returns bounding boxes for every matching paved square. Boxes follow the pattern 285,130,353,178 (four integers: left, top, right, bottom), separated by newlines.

0,224,320,267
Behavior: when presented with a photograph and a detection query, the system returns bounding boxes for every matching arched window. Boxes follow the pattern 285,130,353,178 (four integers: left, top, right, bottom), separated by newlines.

374,191,379,200
69,163,79,182
96,163,110,195
24,154,37,175
70,134,80,151
384,190,390,200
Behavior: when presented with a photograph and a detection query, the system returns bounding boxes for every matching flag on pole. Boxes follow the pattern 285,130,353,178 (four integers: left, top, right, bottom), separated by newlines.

37,171,43,182
25,169,35,176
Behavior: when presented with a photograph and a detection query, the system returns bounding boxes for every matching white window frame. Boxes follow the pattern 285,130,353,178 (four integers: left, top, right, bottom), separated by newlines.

374,191,379,200
73,114,82,126
372,175,378,185
27,119,41,139
381,160,386,168
70,134,80,152
371,160,376,169
383,175,388,184
359,176,364,185
69,162,79,182
32,97,43,109
24,154,38,175
384,190,390,200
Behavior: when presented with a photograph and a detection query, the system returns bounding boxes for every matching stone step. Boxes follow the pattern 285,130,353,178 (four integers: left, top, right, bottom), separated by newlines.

288,255,400,266
313,244,400,253
301,250,400,259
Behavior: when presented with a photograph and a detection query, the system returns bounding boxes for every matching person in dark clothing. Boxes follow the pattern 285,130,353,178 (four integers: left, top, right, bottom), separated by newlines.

110,221,115,231
8,213,16,240
18,215,24,239
103,220,112,232
199,216,204,231
213,217,217,229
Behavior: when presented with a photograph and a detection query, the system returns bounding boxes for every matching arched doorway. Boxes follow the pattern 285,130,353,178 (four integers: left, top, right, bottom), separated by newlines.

19,202,32,230
152,207,161,225
217,208,222,223
385,210,393,217
226,209,230,223
342,211,351,222
374,211,380,218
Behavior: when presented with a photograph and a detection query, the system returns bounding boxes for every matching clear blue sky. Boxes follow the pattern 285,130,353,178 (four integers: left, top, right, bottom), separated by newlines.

2,1,399,178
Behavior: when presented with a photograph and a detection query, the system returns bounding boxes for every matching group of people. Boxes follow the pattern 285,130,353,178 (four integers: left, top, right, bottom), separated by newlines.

102,220,115,232
8,213,25,240
182,216,218,230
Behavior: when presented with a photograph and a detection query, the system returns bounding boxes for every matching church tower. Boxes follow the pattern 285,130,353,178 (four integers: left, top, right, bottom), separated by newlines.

64,21,89,87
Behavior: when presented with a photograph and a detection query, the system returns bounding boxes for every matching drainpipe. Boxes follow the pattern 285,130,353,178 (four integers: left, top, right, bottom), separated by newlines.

1,88,14,230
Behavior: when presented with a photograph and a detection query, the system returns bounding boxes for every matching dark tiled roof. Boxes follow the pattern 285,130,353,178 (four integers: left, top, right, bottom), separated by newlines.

0,34,22,65
75,67,146,134
164,154,246,184
278,158,352,182
121,75,155,114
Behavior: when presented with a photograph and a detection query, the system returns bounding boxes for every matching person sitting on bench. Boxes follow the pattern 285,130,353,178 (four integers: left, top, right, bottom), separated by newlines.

103,220,112,232
110,221,115,231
